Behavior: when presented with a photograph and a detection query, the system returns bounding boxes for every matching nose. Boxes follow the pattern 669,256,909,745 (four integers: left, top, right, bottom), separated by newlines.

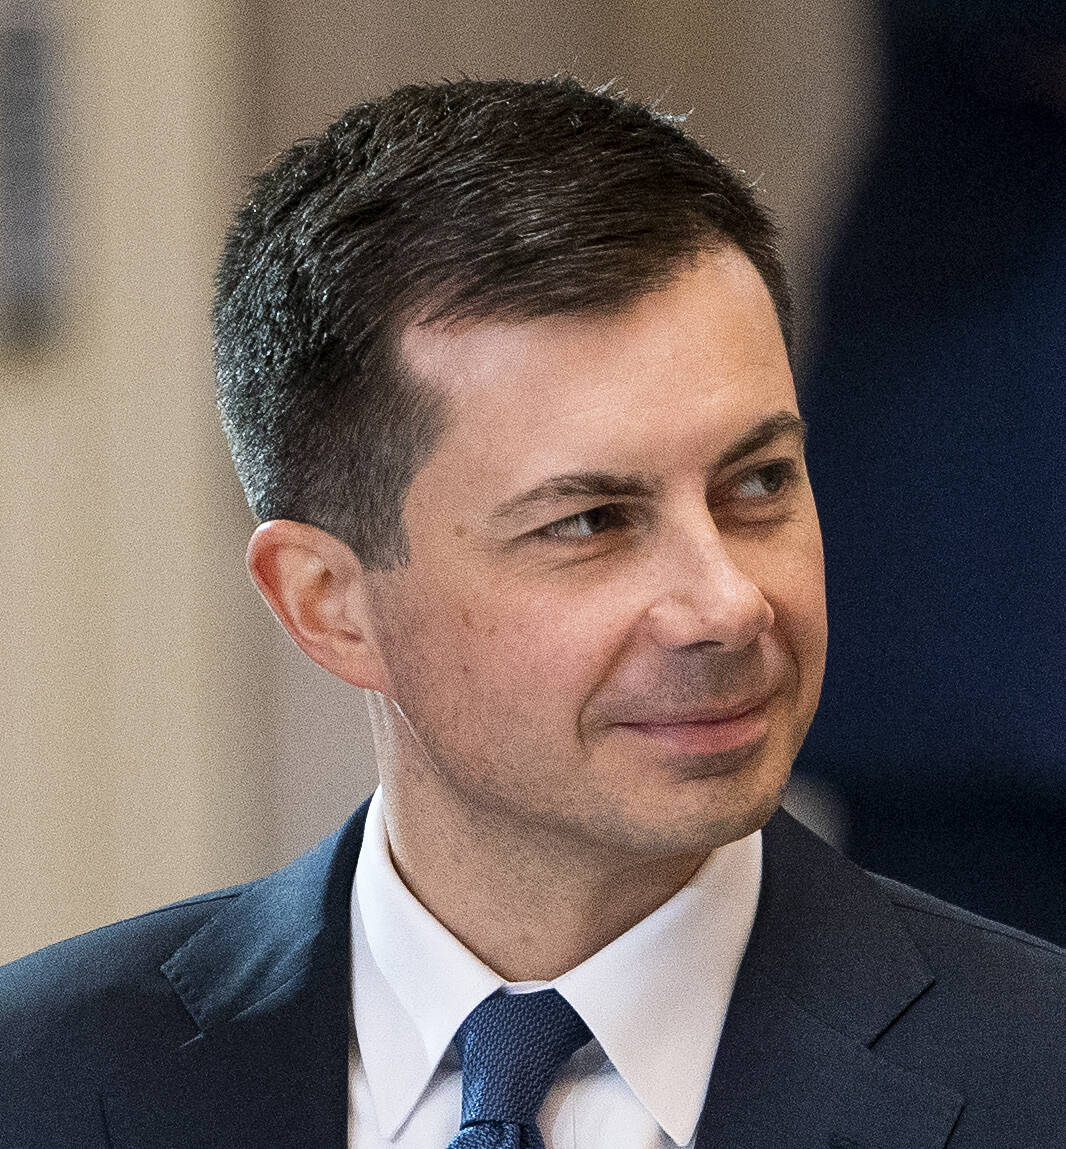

643,517,774,652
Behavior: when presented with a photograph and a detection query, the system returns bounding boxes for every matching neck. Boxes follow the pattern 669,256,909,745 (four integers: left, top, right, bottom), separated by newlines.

380,786,709,983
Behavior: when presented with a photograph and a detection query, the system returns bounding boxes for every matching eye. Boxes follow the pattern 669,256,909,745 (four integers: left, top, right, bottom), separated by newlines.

732,460,799,501
537,504,634,541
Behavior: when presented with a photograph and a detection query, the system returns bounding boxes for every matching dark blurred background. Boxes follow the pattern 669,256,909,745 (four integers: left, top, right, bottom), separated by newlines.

1,0,1062,961
795,0,1066,944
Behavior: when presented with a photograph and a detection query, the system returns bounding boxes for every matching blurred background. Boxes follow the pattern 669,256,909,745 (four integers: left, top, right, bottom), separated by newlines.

1,0,1062,963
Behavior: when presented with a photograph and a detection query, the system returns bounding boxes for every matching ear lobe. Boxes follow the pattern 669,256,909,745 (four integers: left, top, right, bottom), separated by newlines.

246,520,393,694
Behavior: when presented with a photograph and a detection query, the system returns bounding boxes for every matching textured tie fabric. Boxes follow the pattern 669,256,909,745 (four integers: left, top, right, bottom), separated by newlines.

446,988,593,1149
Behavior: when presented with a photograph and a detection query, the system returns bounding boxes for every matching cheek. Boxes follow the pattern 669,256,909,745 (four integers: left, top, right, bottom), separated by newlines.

454,579,636,713
764,534,828,680
382,578,566,714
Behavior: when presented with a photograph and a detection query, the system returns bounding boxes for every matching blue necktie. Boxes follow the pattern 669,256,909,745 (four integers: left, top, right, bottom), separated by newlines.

447,988,593,1149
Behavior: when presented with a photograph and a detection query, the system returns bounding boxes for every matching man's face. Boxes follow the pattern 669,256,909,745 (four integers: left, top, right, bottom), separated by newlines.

365,247,826,863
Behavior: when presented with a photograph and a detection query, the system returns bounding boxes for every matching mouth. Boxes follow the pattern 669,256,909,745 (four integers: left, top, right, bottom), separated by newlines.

613,696,773,756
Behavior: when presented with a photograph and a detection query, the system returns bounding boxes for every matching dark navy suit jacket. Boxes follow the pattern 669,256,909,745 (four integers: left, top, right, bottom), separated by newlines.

2,803,1065,1147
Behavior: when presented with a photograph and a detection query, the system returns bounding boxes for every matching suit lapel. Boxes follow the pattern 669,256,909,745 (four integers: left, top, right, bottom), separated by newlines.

103,801,371,1149
696,810,963,1149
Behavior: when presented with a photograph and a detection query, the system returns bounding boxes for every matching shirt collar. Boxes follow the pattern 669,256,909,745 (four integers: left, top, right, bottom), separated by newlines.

351,787,762,1145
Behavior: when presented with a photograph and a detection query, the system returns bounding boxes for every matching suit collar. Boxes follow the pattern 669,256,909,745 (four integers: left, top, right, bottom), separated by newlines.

696,808,963,1148
104,800,371,1149
159,799,369,1032
744,807,934,1043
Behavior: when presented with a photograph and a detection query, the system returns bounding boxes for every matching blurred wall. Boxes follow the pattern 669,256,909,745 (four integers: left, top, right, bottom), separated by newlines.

0,0,279,962
0,0,878,960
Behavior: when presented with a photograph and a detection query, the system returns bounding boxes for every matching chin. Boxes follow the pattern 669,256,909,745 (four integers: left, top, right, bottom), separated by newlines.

581,770,790,862
707,777,789,845
640,742,793,851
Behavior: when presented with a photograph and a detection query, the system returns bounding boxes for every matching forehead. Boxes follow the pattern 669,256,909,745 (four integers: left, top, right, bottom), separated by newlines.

398,248,796,511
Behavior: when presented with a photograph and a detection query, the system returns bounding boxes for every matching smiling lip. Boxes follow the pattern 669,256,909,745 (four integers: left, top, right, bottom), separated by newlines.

615,697,773,755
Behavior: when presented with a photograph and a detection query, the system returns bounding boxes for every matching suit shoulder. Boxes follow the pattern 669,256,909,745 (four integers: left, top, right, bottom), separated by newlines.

0,883,250,1145
859,871,1066,1142
871,871,1066,1077
873,871,1066,971
0,881,249,1024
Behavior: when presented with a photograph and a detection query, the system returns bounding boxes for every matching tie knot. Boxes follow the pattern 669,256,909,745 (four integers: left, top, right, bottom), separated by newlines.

454,989,593,1128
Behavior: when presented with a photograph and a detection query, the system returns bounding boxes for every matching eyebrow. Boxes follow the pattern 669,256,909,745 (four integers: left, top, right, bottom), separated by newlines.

490,410,808,523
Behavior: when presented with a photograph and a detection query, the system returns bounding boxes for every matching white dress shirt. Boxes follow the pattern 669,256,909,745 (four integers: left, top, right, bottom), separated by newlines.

348,788,762,1148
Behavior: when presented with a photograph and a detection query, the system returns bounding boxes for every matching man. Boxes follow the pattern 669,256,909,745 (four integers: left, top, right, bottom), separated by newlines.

1,76,1064,1149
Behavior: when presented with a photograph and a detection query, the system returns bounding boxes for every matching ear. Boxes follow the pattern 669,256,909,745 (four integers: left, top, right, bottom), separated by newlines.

246,520,394,695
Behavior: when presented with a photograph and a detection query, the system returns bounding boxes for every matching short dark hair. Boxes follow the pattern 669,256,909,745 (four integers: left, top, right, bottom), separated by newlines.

214,76,792,570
